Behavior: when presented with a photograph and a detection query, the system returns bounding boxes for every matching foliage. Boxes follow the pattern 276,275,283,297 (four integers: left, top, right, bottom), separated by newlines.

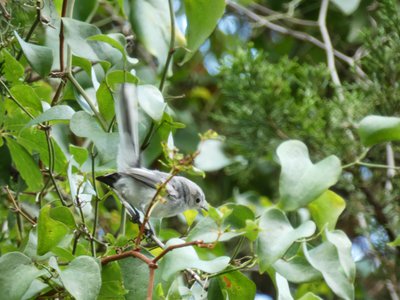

0,0,399,299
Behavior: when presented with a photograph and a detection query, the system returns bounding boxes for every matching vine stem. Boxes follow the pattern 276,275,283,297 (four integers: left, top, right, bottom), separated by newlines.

0,79,35,119
44,128,67,206
67,73,107,130
141,0,176,151
5,186,36,225
91,148,100,257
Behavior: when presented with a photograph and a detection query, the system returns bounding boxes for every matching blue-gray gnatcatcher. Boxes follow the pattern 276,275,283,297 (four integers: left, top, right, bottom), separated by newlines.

97,84,208,219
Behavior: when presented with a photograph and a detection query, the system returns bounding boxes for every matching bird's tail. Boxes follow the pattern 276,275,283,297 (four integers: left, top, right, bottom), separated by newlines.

116,84,140,171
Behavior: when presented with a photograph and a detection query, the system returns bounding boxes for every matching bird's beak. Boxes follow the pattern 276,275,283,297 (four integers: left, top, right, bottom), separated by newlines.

200,202,209,212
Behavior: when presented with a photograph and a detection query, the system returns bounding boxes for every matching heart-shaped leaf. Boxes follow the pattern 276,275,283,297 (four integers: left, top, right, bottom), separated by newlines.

256,208,316,272
277,140,341,211
273,256,322,283
325,229,355,281
308,190,346,231
358,115,400,146
0,252,46,300
303,241,354,300
276,272,294,300
49,256,101,300
159,238,230,280
37,205,70,255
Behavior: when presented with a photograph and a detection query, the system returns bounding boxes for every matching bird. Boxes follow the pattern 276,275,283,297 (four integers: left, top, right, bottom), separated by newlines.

96,84,208,221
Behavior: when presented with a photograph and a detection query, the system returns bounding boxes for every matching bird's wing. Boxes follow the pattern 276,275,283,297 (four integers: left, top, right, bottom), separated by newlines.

116,84,140,171
124,168,179,199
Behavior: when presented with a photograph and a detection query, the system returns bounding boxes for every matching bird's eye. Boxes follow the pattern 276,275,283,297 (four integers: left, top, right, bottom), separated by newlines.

195,198,201,204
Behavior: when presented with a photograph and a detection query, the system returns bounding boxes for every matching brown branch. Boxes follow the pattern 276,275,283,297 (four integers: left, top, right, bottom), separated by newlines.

147,267,156,300
0,1,10,20
101,249,156,267
4,186,37,225
227,0,367,79
153,240,205,263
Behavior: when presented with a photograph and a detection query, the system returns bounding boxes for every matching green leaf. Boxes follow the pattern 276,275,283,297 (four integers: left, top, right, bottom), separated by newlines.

73,0,98,21
276,272,294,300
159,238,230,280
195,139,232,172
5,138,43,191
27,105,75,127
17,129,67,174
298,292,323,300
127,0,170,70
0,252,46,300
308,190,346,231
10,84,42,114
0,49,24,83
187,217,243,243
87,34,126,57
99,262,127,299
69,145,89,165
331,0,361,15
303,241,354,300
358,115,400,146
49,206,76,229
388,235,400,247
15,32,53,77
325,230,355,281
97,71,138,122
72,55,93,76
70,111,119,165
119,257,149,300
277,140,341,211
50,256,101,300
37,205,70,255
256,208,316,272
273,256,322,283
137,84,166,121
223,204,255,229
22,279,48,300
212,271,256,300
182,0,225,64
62,18,121,66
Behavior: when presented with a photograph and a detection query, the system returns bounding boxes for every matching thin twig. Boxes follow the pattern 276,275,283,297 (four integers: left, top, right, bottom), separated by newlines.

250,2,318,27
227,0,367,79
318,0,344,101
101,249,156,266
141,0,176,151
91,148,100,257
135,170,179,247
0,79,35,119
0,1,10,20
44,128,67,206
153,240,206,263
5,186,37,225
67,73,108,130
16,0,42,60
